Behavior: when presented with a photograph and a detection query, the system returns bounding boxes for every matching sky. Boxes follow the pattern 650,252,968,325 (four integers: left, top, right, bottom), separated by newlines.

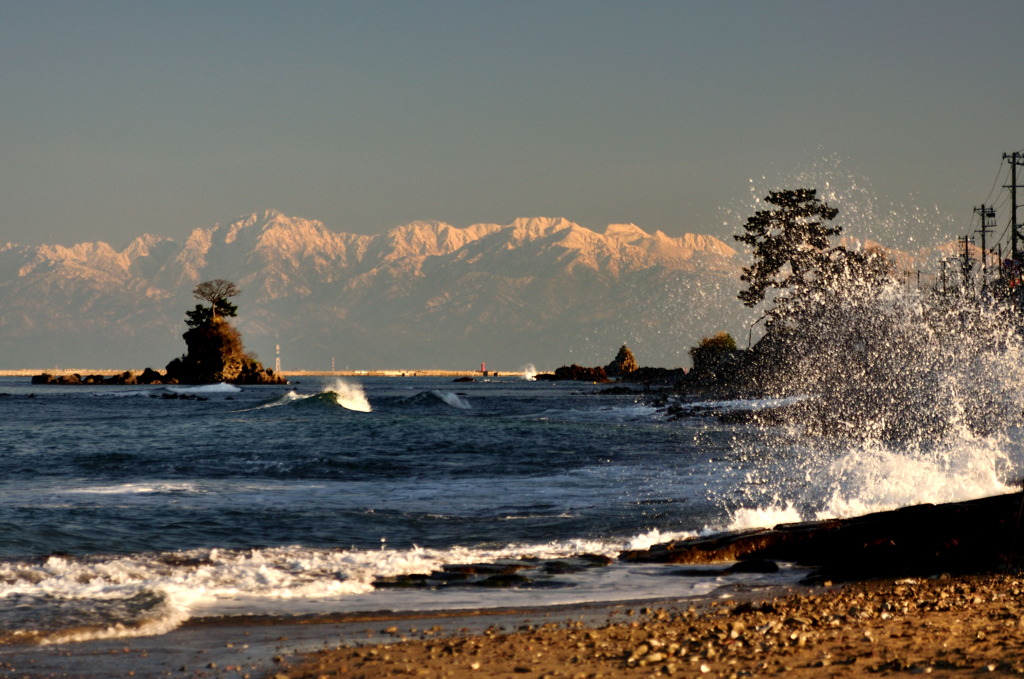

2,1,1023,250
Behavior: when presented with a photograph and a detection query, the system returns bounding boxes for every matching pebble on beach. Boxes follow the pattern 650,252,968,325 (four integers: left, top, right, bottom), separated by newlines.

281,572,1024,678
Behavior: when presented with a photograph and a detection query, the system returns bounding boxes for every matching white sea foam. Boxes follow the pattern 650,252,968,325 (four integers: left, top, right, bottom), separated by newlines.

166,383,242,395
725,504,803,532
63,482,205,496
0,528,728,642
43,597,193,645
621,528,698,551
520,364,538,380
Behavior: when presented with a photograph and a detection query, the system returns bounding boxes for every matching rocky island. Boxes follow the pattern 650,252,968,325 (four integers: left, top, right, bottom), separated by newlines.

33,279,285,386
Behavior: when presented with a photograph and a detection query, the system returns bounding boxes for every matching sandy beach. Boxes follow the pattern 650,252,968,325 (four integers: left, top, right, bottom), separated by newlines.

278,571,1024,678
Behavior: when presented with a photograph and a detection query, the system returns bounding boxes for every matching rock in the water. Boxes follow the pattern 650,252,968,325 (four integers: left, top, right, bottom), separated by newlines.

164,318,285,385
620,493,1024,581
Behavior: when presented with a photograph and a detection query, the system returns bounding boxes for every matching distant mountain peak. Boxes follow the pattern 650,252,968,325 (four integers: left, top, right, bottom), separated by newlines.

0,210,760,370
604,223,648,241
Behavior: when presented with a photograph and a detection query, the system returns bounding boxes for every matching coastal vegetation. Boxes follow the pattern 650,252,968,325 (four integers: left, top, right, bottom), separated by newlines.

687,331,738,382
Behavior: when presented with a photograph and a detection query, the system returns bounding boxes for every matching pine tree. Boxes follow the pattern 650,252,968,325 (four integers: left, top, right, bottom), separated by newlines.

734,189,841,308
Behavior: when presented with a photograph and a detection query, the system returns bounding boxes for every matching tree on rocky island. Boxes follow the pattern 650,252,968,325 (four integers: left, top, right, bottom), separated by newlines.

186,279,240,327
165,279,285,385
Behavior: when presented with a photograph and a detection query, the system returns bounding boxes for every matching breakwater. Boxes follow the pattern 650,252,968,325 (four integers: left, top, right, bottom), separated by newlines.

0,368,529,378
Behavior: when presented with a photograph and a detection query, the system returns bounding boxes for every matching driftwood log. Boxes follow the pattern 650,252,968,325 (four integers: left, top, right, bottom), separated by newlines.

619,492,1024,582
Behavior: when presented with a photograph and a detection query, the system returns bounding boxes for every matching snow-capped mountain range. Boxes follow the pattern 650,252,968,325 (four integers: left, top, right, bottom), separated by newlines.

0,210,751,370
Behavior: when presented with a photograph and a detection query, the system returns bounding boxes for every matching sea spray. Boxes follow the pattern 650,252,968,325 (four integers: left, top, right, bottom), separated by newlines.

718,180,1024,531
325,378,372,412
811,433,1021,519
721,430,1023,533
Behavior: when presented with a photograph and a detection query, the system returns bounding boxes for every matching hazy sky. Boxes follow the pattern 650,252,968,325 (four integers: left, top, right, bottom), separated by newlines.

3,1,1022,249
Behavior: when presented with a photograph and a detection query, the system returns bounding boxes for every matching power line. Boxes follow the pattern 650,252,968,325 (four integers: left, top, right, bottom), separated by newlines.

996,212,1012,247
982,159,1010,206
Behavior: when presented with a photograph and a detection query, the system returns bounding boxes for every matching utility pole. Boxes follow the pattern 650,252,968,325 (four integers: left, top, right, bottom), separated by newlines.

1005,151,1024,261
959,235,974,294
975,206,996,294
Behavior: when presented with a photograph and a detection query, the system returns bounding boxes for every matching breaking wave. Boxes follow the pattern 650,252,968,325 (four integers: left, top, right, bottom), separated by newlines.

0,528,701,644
238,379,371,413
323,378,372,412
400,390,471,409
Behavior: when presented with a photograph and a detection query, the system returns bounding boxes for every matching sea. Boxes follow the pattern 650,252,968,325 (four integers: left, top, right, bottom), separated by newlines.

0,374,1020,645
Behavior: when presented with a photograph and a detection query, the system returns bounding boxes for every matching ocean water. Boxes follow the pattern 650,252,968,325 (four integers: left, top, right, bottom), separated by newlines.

0,374,1019,644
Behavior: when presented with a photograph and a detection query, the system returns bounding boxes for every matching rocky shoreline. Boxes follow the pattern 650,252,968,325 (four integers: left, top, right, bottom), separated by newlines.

29,366,285,386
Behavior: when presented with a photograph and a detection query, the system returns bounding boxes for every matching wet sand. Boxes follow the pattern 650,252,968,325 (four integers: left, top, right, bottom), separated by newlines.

0,599,714,678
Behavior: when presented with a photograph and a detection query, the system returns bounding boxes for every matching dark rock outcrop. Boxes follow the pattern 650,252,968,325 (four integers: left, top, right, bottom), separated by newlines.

165,318,284,385
31,320,285,386
137,367,165,384
535,364,609,382
33,370,168,385
605,344,639,378
620,492,1024,582
372,554,613,591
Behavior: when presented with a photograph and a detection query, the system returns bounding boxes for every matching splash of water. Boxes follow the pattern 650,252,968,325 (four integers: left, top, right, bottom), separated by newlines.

748,263,1024,440
520,364,538,380
811,434,1021,518
324,378,372,412
723,429,1023,533
724,151,959,250
717,165,1024,529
